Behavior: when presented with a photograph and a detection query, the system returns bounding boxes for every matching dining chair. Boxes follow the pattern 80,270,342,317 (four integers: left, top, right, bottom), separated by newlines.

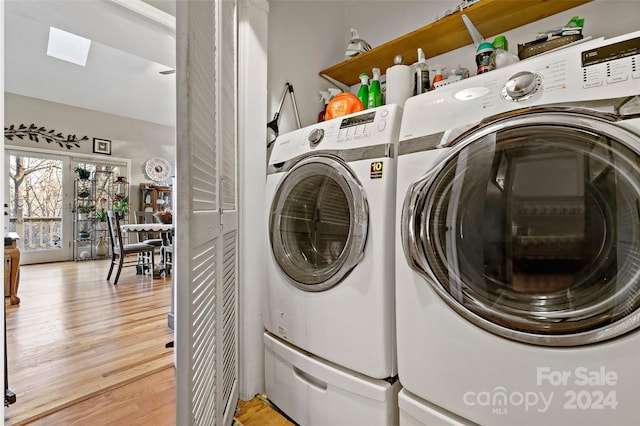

134,210,173,275
106,211,155,284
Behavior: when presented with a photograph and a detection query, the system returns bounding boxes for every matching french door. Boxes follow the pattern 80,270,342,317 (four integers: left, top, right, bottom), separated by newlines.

5,149,129,264
6,150,71,264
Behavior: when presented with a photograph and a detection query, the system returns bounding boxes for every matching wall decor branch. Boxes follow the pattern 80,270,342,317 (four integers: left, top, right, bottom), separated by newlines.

4,124,89,150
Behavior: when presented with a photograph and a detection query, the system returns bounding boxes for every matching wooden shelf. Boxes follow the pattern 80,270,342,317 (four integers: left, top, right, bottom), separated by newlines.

319,0,591,86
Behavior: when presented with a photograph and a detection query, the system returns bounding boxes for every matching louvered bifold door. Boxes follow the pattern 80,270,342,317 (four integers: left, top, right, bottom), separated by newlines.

175,0,239,425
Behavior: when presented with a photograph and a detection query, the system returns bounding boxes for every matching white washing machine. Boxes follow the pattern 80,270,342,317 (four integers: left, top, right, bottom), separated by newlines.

264,104,401,381
395,31,640,425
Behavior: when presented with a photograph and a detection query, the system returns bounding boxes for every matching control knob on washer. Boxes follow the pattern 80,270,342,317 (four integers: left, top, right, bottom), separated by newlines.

308,128,324,146
502,71,542,102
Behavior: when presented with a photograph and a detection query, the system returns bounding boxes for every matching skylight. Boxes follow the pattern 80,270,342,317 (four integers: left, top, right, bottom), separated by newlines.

47,27,91,66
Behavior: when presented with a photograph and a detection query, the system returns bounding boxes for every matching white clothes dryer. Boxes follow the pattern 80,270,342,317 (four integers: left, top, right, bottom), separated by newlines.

265,105,401,380
396,31,640,425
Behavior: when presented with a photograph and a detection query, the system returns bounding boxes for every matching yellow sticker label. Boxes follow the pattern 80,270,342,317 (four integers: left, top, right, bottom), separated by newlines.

370,161,383,179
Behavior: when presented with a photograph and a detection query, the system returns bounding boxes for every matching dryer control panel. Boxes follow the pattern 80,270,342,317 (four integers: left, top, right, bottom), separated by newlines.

269,104,402,165
581,35,640,88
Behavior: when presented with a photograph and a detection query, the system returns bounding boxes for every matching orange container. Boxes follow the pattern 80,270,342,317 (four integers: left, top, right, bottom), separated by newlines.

325,93,364,120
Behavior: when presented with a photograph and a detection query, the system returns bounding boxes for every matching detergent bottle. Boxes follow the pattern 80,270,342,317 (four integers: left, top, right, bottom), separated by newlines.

356,73,370,109
475,42,495,74
325,88,364,120
368,68,383,108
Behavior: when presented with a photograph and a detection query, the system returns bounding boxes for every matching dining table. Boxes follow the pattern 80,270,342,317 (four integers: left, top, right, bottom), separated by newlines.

120,223,174,271
120,223,174,235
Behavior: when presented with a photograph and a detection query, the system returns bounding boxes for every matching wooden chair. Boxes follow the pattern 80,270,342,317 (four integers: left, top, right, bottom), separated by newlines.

106,211,155,285
162,243,173,276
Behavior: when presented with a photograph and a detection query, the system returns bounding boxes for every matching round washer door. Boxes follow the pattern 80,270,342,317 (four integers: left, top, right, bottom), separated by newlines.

270,155,368,291
403,110,640,346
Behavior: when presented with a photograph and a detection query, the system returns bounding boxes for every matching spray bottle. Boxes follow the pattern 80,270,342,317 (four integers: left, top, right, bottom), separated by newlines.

414,48,430,95
318,90,331,122
430,65,447,90
357,73,370,109
368,68,382,108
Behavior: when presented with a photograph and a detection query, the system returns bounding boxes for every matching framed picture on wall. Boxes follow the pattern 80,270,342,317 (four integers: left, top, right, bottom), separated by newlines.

93,138,111,155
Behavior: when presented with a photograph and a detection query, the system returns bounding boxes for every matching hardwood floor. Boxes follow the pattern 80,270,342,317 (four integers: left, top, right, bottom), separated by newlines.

4,259,174,425
26,368,176,426
235,396,296,426
4,259,292,425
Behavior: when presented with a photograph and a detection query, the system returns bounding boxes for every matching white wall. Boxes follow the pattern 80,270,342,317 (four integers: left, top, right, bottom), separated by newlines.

238,0,269,401
267,2,346,135
5,92,176,211
269,0,640,130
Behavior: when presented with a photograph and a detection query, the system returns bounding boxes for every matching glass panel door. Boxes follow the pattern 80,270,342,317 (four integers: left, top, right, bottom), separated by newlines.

269,157,368,291
404,113,640,346
6,151,71,264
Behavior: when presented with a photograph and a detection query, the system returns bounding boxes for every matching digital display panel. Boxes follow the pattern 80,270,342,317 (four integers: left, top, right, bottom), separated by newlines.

340,111,376,129
582,36,640,67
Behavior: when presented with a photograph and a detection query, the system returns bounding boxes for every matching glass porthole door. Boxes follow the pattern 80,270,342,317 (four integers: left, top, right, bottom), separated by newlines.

270,155,368,291
403,111,640,346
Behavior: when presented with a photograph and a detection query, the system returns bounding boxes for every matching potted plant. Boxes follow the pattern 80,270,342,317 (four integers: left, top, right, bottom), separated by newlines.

95,197,108,229
77,185,90,198
113,193,129,219
78,223,91,239
76,203,95,220
74,166,91,180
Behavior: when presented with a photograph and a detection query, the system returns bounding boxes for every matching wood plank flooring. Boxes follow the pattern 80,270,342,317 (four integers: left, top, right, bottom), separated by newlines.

4,259,292,425
26,367,177,426
235,396,296,426
4,259,174,425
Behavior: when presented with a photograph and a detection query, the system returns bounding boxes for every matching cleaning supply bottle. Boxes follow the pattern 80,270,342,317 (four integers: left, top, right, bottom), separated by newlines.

368,67,382,108
318,90,331,122
414,48,430,95
430,65,446,90
476,42,495,74
356,73,370,109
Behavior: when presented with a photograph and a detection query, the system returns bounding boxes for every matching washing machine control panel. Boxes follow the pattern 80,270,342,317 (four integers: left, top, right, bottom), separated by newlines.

269,104,401,165
335,106,396,145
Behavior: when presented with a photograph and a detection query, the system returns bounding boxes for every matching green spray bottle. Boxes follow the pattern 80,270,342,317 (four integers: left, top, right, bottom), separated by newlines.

368,68,382,108
356,73,370,109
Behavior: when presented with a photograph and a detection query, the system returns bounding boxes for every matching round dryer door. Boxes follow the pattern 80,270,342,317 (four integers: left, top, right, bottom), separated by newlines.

403,109,640,346
270,155,368,291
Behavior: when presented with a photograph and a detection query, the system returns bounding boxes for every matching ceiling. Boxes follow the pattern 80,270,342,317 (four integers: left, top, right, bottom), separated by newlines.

5,0,177,128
